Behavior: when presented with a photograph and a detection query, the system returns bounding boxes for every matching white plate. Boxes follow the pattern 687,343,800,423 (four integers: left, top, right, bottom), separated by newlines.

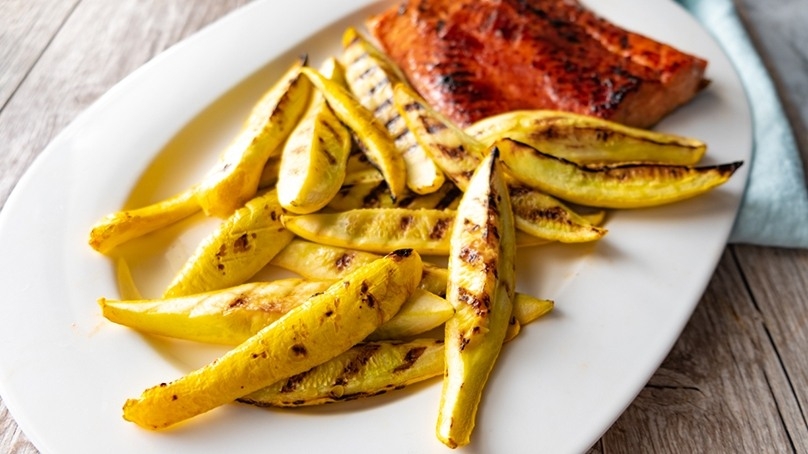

0,0,750,453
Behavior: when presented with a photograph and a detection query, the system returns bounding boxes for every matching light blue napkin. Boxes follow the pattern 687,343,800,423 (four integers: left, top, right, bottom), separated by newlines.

677,0,808,248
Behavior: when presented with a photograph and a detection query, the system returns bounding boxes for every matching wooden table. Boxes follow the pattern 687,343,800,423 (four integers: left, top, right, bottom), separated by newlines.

1,1,806,452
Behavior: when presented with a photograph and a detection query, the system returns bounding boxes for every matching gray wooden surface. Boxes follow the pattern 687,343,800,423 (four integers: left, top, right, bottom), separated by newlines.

1,0,806,452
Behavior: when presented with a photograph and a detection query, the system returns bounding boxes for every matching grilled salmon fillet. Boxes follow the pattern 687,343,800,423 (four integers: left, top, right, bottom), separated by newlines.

368,0,708,128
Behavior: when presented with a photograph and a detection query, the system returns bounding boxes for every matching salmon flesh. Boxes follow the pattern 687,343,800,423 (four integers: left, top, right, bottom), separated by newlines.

368,0,708,128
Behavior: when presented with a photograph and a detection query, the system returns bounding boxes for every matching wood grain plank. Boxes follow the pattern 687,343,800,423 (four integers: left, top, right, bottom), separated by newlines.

0,404,38,454
0,0,251,209
733,245,808,453
0,1,251,452
0,0,79,108
598,251,795,453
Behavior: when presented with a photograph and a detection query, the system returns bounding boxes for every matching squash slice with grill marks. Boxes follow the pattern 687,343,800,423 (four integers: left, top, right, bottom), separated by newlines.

283,208,455,255
437,149,515,449
196,58,312,218
497,138,743,209
162,189,293,298
301,67,407,201
393,84,606,243
277,58,352,214
342,148,385,185
327,180,462,211
467,110,707,166
103,279,330,345
341,27,445,194
122,249,423,430
270,239,450,296
239,338,445,407
282,208,548,256
102,281,450,345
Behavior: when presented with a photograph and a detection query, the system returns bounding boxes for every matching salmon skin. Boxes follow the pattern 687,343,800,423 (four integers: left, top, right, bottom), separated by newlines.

368,0,708,128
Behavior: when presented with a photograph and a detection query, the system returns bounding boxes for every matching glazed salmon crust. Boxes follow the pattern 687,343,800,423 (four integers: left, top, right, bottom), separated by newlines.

368,0,708,128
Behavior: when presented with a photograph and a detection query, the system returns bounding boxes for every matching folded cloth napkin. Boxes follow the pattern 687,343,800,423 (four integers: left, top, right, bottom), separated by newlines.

676,0,808,248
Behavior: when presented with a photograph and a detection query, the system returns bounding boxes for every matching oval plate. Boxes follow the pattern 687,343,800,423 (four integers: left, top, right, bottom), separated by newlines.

0,0,750,453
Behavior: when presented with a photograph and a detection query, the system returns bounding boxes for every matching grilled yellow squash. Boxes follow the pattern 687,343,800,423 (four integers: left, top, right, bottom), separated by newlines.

162,189,293,298
89,188,199,254
497,138,743,208
342,27,445,194
283,208,550,256
327,180,462,211
196,58,311,217
122,249,423,430
277,58,352,214
301,67,407,201
270,239,449,296
102,282,451,345
239,338,445,407
103,279,331,345
467,110,707,166
283,208,455,255
437,149,515,448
